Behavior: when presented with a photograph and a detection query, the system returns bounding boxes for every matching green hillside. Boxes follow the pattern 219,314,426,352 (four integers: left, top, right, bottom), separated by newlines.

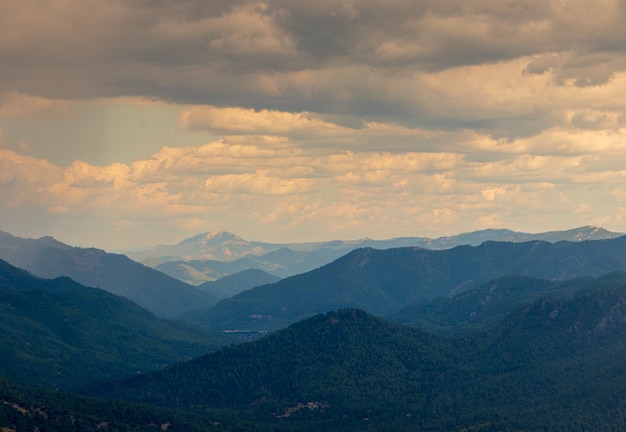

388,271,626,334
91,282,626,430
0,260,230,391
0,380,218,432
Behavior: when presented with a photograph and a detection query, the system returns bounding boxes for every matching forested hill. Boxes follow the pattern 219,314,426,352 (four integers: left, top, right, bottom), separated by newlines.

190,236,626,331
0,259,229,390
197,268,282,299
91,283,626,430
387,271,626,334
90,309,456,410
0,381,218,432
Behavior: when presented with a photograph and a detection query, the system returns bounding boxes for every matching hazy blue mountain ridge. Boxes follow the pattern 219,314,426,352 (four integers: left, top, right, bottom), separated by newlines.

126,230,278,263
0,231,217,317
197,268,281,299
131,225,621,263
191,237,626,332
133,226,624,284
387,272,626,334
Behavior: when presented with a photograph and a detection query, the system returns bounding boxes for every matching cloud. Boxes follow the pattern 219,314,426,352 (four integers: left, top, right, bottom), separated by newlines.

179,105,346,135
4,1,626,117
2,123,626,249
0,150,62,206
3,0,626,248
70,176,115,188
2,1,626,157
205,171,313,195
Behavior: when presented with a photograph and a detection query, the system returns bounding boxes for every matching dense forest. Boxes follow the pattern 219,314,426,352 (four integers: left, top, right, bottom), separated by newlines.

0,259,230,390
387,271,626,334
0,380,222,432
88,286,626,431
4,238,626,430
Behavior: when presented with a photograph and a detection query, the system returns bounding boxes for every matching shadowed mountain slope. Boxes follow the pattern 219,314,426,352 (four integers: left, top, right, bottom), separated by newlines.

197,268,281,299
0,259,229,390
0,381,218,432
91,283,626,430
0,231,217,317
191,236,626,331
387,271,626,334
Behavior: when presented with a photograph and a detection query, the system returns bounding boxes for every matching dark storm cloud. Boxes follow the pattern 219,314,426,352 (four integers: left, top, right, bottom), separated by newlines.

262,0,554,69
3,0,626,134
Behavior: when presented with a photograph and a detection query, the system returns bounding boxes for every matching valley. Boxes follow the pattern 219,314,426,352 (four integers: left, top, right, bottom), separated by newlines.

2,227,626,430
6,4,624,430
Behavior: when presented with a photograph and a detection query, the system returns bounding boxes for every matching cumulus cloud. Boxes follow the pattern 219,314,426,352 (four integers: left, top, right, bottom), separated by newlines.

69,176,115,188
179,105,346,135
2,125,626,249
2,0,626,248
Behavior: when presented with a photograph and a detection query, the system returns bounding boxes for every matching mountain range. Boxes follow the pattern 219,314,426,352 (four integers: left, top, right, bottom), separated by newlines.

89,283,626,430
189,236,626,332
387,271,626,334
0,231,217,317
3,226,626,430
127,226,624,284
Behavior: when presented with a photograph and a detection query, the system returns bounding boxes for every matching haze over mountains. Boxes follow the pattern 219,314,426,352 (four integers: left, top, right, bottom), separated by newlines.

186,235,626,332
0,226,617,320
4,226,626,430
128,225,623,284
0,231,217,317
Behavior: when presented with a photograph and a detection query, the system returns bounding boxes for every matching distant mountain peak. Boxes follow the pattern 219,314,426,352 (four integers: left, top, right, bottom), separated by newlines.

128,230,266,263
180,230,238,244
204,230,229,239
574,225,608,238
37,235,71,248
0,231,71,250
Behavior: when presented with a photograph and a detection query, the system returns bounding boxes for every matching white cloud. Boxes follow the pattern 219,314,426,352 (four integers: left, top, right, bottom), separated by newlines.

179,105,345,135
3,0,626,247
205,171,313,195
2,124,625,249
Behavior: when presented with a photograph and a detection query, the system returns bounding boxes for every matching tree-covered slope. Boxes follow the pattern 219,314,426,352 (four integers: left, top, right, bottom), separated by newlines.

0,260,229,391
191,236,626,331
90,309,456,413
91,283,626,430
0,381,219,432
388,271,626,334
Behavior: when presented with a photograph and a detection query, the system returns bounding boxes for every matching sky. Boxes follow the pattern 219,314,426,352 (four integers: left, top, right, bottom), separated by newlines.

2,0,626,251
